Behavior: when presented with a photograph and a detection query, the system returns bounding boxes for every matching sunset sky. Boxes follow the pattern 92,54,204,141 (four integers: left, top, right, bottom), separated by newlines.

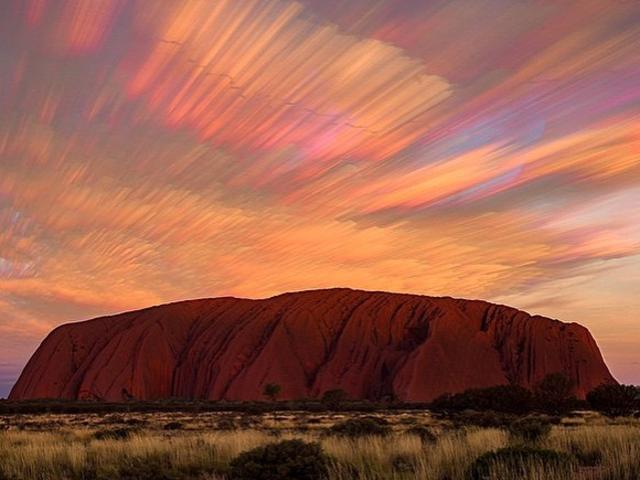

1,0,639,398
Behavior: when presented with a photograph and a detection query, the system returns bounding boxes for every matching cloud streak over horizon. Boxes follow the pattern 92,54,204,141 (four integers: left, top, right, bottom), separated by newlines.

1,0,639,396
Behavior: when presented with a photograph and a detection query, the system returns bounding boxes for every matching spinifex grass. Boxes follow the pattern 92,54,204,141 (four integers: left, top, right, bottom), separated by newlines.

0,415,638,479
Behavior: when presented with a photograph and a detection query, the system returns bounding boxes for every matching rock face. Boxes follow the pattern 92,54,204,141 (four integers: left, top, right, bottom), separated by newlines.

10,289,615,402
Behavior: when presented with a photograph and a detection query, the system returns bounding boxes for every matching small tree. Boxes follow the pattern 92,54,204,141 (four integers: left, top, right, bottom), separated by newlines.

535,373,576,414
321,389,348,410
587,384,639,417
263,383,282,402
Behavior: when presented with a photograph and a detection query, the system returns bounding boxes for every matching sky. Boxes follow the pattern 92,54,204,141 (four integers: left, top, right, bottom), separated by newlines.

0,0,639,398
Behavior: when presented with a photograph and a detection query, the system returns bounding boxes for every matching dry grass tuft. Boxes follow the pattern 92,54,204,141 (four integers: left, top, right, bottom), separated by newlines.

0,412,638,479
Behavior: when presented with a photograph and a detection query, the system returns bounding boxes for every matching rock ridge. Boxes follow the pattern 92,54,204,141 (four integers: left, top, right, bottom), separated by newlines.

9,288,616,401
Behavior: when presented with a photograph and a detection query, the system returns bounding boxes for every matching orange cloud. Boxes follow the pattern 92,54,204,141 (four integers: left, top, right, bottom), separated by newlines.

0,0,639,389
126,0,451,163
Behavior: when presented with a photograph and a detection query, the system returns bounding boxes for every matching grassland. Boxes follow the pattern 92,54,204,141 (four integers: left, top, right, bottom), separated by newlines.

0,409,639,479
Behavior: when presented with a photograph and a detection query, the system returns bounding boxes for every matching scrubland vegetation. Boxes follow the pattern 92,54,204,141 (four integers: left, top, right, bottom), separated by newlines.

0,380,638,479
0,409,639,479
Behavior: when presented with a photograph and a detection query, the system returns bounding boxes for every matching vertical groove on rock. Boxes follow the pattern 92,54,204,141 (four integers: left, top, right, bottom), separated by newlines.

306,292,376,391
9,289,617,402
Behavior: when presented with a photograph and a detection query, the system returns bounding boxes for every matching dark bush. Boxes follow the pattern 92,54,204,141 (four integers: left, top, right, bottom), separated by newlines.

101,414,125,424
451,411,516,429
328,417,391,437
429,375,583,416
93,427,136,441
238,416,257,428
391,454,416,473
162,421,184,430
508,416,552,443
263,383,282,402
572,448,603,467
587,384,639,417
534,373,577,414
216,417,236,430
243,403,271,415
321,389,349,410
0,399,437,415
362,415,389,425
111,455,178,480
430,385,534,414
124,417,147,426
88,453,220,480
228,439,328,480
468,447,577,480
406,425,437,444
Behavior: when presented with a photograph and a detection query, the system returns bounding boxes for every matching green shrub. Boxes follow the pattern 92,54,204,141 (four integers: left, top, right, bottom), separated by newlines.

406,425,437,444
328,417,391,437
228,439,328,480
468,447,577,480
508,416,552,443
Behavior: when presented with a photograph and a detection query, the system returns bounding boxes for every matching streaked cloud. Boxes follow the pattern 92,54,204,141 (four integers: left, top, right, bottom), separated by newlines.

0,0,638,389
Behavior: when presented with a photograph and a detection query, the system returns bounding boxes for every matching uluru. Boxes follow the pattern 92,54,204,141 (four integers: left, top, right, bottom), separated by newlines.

9,288,615,402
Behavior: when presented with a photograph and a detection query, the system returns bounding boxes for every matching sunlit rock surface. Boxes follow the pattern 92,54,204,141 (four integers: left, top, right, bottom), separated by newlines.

10,289,615,402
